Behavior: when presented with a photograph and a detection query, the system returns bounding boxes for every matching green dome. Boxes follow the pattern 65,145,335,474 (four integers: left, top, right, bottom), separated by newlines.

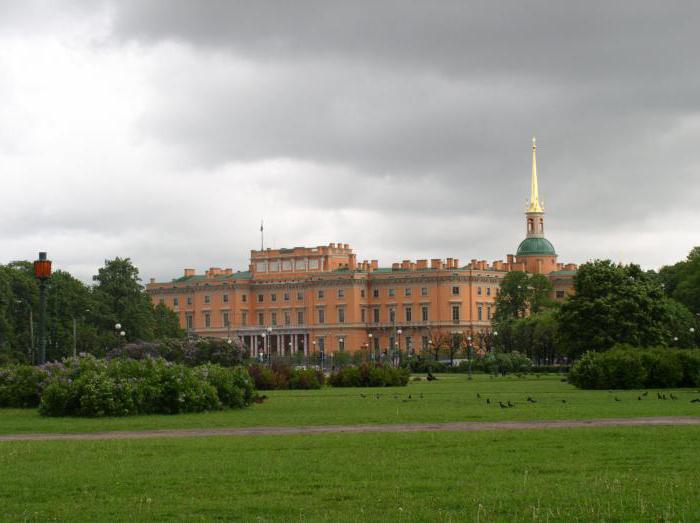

516,237,556,256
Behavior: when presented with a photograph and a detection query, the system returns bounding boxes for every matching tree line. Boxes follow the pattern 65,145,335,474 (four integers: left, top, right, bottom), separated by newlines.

493,247,700,362
0,258,182,364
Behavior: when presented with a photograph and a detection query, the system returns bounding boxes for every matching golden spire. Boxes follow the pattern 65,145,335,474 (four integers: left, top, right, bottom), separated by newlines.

528,136,544,213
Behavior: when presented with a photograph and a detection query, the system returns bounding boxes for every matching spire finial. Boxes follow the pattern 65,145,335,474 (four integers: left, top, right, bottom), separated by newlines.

527,136,544,213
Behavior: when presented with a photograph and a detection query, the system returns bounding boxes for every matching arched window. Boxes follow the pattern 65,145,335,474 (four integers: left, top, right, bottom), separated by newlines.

528,219,533,233
539,219,544,233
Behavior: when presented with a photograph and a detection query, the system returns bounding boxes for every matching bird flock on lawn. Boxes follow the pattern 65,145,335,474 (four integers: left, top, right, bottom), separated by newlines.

358,385,700,406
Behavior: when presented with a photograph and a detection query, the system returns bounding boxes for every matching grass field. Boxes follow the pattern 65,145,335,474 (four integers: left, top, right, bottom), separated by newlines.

1,374,699,435
1,426,699,521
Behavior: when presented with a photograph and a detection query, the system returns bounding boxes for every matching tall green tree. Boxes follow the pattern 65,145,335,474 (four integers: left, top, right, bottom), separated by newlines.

558,260,695,358
660,247,700,317
153,302,184,339
92,258,155,342
494,271,554,322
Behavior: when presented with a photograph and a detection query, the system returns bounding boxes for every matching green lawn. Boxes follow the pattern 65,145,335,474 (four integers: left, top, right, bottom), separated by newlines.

1,374,699,435
1,426,699,521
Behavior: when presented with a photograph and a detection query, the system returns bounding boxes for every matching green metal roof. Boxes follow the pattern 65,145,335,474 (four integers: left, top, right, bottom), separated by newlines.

171,270,251,283
516,237,556,256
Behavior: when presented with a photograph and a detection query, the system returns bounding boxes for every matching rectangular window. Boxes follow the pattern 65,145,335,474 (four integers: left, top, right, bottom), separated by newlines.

187,296,192,306
318,309,325,324
284,293,290,301
318,337,325,352
422,306,429,322
477,287,482,296
373,308,380,323
487,306,491,320
452,305,460,321
478,306,483,321
406,336,413,353
297,310,304,324
360,289,366,298
284,311,291,325
338,338,345,352
271,312,277,326
242,294,247,302
421,287,428,296
242,311,248,326
556,290,565,299
389,308,396,323
338,308,345,323
271,293,277,302
373,289,379,298
452,286,460,296
223,294,229,303
361,308,366,322
405,288,412,297
486,287,491,296
269,261,279,272
405,307,412,322
374,337,380,352
186,314,193,330
258,312,264,326
173,297,179,307
204,295,211,304
318,289,325,299
204,313,211,328
337,288,345,299
297,291,304,301
223,312,230,327
257,294,264,303
422,336,429,350
388,288,395,297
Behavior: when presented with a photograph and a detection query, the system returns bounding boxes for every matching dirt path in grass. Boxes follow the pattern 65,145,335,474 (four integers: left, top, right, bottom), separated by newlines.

1,417,699,442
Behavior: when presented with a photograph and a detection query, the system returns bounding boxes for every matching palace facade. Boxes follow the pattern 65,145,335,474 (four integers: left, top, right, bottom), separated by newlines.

147,139,576,357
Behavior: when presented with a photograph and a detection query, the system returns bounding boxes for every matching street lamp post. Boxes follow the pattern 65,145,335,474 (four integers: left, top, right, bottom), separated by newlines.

467,335,473,380
396,328,402,367
33,252,52,365
261,332,267,363
368,333,374,362
114,323,126,348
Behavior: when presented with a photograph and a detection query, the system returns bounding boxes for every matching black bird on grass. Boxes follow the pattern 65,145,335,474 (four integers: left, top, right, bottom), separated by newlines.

637,396,642,401
670,393,678,400
408,394,412,400
657,392,663,399
419,393,424,399
690,398,700,403
476,393,481,399
486,398,491,405
507,400,514,408
498,401,508,409
642,391,648,397
360,393,367,398
614,397,622,402
527,397,537,403
426,371,437,381
561,399,567,404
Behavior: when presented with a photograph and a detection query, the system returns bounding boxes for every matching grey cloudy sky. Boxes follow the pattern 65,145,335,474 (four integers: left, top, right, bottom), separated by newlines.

1,1,699,282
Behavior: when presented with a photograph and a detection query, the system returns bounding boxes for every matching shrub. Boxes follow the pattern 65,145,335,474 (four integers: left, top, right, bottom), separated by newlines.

568,346,700,389
328,363,410,387
408,359,447,373
247,363,324,390
483,352,532,376
29,355,255,417
0,365,46,408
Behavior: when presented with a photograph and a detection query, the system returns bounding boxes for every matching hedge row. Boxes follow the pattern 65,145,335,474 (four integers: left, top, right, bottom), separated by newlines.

0,356,255,417
568,346,700,389
247,363,325,390
328,363,410,387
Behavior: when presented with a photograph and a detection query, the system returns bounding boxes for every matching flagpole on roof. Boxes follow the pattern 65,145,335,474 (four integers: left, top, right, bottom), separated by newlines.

260,219,264,251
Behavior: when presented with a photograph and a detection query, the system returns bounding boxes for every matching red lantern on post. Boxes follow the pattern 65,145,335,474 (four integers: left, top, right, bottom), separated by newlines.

33,252,52,280
33,252,52,364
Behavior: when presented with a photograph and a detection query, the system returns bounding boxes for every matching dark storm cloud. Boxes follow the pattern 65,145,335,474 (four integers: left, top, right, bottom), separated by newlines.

101,1,700,225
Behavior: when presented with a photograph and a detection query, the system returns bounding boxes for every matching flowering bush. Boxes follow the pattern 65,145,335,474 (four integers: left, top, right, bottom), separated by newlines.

2,355,255,417
328,363,410,387
0,365,46,407
106,338,246,367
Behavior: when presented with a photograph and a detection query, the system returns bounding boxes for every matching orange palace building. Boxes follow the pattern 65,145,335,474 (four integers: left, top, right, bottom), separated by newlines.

147,139,576,357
